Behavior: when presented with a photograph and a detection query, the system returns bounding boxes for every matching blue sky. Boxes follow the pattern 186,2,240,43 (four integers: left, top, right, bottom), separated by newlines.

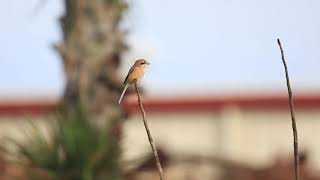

0,0,320,96
0,0,63,96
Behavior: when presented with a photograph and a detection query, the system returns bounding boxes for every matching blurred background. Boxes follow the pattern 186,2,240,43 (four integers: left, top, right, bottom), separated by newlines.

0,0,320,179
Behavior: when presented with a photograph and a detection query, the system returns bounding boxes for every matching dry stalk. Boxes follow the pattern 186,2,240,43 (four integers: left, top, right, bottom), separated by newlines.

277,38,300,180
133,80,165,180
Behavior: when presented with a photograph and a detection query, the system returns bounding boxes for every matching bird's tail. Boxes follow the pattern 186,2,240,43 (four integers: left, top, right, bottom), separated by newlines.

118,83,129,104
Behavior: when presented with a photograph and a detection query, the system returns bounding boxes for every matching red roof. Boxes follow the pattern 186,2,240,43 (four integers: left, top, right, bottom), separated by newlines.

1,94,320,116
123,95,320,113
0,99,57,116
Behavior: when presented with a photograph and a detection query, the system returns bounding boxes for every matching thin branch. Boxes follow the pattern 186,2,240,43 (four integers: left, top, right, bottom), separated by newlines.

277,38,300,180
133,80,165,180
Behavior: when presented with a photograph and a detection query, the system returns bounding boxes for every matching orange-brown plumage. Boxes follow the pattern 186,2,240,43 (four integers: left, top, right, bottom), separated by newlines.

119,59,150,104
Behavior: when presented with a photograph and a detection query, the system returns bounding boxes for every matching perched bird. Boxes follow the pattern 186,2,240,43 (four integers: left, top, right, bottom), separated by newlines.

118,59,150,104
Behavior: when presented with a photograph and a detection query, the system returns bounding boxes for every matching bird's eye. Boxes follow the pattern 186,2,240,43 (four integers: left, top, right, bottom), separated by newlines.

141,61,146,65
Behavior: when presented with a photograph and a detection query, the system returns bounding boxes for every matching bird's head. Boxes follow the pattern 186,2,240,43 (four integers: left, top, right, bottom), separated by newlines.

135,59,150,67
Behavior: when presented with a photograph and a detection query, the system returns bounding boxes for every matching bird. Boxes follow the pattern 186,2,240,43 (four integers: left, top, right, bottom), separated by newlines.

118,59,150,104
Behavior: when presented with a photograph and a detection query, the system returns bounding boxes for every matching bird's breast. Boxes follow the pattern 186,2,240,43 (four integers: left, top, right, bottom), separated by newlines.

128,67,145,83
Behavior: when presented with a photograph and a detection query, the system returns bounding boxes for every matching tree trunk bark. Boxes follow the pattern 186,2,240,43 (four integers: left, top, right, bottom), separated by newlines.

55,0,127,121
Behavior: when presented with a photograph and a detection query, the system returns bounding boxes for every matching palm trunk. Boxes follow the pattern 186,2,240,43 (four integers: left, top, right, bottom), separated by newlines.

55,0,127,120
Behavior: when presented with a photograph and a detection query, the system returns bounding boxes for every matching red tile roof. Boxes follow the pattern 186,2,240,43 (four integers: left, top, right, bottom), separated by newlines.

124,94,320,113
0,99,57,116
1,94,320,115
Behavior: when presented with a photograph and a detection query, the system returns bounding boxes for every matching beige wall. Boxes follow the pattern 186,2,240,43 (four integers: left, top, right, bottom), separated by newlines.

122,106,320,168
0,116,50,140
0,106,319,168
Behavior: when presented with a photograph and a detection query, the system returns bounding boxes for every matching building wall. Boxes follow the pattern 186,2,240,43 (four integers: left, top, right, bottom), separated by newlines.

122,106,320,168
0,104,319,169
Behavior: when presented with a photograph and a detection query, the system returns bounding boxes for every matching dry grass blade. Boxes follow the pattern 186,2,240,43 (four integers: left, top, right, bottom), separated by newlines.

133,80,165,180
277,38,300,180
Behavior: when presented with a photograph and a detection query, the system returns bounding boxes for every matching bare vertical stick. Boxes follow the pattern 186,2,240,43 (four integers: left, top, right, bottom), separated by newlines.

277,38,300,180
133,80,165,180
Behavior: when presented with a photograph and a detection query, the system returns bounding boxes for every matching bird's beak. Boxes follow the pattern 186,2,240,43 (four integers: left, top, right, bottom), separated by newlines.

146,61,150,65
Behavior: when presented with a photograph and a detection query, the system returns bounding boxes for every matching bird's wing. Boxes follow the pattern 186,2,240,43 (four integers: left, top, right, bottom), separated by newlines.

123,66,136,85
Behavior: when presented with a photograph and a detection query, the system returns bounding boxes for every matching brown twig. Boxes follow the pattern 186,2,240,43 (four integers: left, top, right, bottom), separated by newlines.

277,38,300,180
133,80,165,180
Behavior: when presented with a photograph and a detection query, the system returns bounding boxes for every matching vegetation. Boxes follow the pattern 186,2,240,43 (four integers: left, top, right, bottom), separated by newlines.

11,106,122,180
